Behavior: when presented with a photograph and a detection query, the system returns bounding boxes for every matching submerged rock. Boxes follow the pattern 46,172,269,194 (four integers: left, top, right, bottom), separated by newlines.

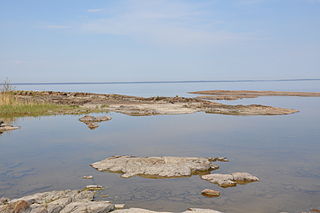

91,156,220,178
201,172,259,187
79,115,112,129
0,189,223,213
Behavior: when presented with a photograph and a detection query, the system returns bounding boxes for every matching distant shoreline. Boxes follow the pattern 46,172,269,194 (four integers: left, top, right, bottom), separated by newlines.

2,78,320,86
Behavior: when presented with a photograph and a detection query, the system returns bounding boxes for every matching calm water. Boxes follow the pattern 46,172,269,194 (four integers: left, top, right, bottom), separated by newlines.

1,81,320,213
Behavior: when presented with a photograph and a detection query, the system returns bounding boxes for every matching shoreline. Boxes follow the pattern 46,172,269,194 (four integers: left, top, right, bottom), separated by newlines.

5,90,299,118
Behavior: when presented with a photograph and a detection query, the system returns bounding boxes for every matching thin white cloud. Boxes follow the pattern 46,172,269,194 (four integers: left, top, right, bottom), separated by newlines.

87,8,104,13
45,25,71,29
81,0,257,46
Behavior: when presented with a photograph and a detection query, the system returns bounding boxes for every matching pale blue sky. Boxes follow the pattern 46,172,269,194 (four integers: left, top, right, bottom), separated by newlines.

0,0,319,82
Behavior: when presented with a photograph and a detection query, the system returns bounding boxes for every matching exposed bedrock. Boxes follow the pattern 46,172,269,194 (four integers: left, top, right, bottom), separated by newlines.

0,190,223,213
12,90,299,116
201,172,259,187
79,115,112,129
91,156,220,178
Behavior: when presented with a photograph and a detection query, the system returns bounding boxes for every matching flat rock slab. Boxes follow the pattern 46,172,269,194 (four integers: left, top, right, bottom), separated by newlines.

201,172,259,187
0,189,114,213
0,189,223,213
79,115,112,129
91,156,219,178
79,115,112,123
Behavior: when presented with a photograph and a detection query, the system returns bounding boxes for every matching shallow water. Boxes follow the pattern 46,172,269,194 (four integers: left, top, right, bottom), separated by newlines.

1,81,320,213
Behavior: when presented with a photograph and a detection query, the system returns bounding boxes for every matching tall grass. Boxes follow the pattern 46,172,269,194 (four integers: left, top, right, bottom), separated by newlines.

0,80,78,117
0,79,17,106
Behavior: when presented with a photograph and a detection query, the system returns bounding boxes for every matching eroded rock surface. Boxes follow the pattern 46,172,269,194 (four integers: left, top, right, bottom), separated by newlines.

191,90,320,101
91,156,219,178
0,190,223,213
79,115,112,129
201,189,220,197
0,189,114,213
11,90,298,116
201,172,259,187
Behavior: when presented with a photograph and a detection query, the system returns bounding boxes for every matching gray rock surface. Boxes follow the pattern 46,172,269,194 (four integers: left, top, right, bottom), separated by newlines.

201,172,259,187
91,156,219,178
79,115,112,129
0,189,223,213
0,189,114,213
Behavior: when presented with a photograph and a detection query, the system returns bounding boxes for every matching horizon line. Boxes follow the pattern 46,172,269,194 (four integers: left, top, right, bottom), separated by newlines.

2,78,320,86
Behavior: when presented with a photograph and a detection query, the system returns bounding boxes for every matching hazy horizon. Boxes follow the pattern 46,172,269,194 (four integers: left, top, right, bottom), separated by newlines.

1,0,319,82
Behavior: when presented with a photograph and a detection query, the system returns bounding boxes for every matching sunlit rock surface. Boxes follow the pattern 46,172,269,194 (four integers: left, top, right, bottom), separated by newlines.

91,156,220,178
201,172,259,187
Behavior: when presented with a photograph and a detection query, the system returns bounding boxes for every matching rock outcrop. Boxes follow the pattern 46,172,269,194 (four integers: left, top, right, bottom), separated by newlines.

201,189,220,197
91,156,220,178
0,190,223,213
11,90,299,116
190,90,320,101
201,172,259,187
0,189,114,213
79,115,112,129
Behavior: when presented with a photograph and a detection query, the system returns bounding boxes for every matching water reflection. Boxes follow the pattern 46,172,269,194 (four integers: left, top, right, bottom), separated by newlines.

0,83,320,213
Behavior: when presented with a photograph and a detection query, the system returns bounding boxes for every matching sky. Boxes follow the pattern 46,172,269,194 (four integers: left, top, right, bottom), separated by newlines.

0,0,319,83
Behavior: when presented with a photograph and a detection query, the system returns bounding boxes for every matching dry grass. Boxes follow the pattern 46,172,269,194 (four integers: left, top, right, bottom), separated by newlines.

0,80,79,117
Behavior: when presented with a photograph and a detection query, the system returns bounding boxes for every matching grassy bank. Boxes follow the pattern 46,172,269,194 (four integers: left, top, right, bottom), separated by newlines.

0,103,81,117
0,81,86,117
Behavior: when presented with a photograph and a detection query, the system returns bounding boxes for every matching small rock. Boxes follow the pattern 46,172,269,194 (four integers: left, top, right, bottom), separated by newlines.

82,176,93,179
0,197,9,204
201,189,220,197
87,122,99,130
115,204,126,209
84,185,104,191
79,115,112,123
201,172,259,188
209,157,229,162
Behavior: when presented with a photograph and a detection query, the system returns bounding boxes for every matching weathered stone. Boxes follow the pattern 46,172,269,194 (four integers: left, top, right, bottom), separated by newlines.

201,189,220,197
91,156,219,178
0,190,113,213
79,115,112,123
82,176,93,179
0,197,9,205
201,172,259,187
11,90,299,116
84,185,104,191
115,204,126,209
79,115,111,129
0,189,224,213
